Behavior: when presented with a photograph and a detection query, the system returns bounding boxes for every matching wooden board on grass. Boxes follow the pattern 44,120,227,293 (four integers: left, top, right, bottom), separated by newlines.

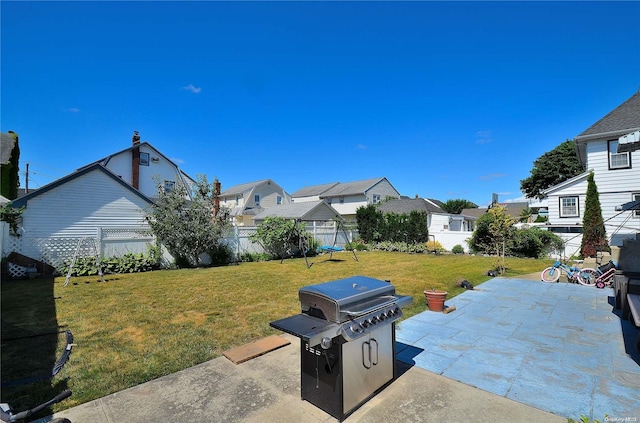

222,335,291,364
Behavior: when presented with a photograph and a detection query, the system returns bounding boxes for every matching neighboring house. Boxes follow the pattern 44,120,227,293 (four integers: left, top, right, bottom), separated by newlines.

542,91,640,258
2,133,197,276
294,177,401,222
219,179,292,226
252,200,343,225
5,163,156,276
378,197,477,252
461,202,530,222
290,182,340,203
79,131,197,200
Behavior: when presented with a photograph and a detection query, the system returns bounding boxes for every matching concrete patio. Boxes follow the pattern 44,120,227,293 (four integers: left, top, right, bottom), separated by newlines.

396,277,640,421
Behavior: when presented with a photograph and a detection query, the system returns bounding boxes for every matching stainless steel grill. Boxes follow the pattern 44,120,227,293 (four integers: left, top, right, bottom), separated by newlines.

270,275,413,421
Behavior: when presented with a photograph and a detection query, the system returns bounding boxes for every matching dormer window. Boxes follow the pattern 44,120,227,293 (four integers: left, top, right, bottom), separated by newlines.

254,194,260,206
609,140,631,169
164,180,175,193
373,194,381,204
139,152,150,166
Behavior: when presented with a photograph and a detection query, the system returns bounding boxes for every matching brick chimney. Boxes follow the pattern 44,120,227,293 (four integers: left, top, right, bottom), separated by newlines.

132,131,140,189
213,178,221,218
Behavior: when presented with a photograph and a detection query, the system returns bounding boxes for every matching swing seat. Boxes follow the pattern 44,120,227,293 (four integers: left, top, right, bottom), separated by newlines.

321,245,343,252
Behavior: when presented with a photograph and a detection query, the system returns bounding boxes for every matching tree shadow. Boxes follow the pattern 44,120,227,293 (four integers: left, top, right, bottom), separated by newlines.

1,277,72,418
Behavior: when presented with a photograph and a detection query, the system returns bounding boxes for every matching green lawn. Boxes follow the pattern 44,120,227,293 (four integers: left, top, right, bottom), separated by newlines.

1,252,550,413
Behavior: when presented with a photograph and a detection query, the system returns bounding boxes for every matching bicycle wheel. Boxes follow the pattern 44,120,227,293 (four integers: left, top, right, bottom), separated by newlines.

541,267,560,282
578,268,598,286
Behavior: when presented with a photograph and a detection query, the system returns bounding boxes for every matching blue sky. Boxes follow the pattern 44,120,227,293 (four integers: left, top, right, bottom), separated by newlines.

2,1,639,207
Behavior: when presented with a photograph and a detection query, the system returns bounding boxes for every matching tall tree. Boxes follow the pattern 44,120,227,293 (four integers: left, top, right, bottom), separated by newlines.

355,204,384,243
487,205,516,274
441,199,477,214
1,131,20,200
580,171,609,258
520,139,583,199
145,175,231,267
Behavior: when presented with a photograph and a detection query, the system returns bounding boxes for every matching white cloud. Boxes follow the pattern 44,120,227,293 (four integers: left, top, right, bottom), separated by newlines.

356,144,368,150
182,84,202,94
171,157,185,164
475,130,492,144
67,107,80,113
479,173,505,181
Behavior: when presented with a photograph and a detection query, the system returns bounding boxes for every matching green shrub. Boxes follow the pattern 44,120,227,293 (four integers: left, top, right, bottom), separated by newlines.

370,241,428,254
250,216,311,260
238,252,271,262
207,244,235,266
426,240,446,254
60,251,160,276
345,241,368,251
452,244,464,254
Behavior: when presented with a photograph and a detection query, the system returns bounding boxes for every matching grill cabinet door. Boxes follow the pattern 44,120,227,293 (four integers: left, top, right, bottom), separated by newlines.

342,324,393,414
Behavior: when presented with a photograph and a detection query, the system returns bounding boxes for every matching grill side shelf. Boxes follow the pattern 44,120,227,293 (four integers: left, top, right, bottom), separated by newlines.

270,314,340,347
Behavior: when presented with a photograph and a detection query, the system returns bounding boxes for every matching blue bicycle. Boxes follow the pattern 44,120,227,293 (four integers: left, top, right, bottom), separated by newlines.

540,261,595,286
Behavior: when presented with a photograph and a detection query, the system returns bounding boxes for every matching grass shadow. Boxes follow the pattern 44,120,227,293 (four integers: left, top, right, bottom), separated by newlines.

1,277,72,418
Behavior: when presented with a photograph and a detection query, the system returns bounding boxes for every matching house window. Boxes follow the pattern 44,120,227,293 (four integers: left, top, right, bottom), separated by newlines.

254,194,260,206
372,194,381,204
608,140,631,169
139,152,150,166
339,197,344,204
634,193,640,217
235,196,240,205
326,197,332,204
164,180,175,193
277,195,282,205
559,196,579,217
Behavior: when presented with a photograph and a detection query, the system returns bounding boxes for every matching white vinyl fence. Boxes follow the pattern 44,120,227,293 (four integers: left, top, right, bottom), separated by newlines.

223,221,358,258
2,227,157,278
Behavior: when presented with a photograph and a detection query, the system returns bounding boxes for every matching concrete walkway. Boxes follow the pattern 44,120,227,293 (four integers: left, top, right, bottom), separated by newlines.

39,277,639,423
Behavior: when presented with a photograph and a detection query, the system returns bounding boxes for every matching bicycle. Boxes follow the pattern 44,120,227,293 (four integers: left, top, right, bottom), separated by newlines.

540,260,596,286
579,260,617,289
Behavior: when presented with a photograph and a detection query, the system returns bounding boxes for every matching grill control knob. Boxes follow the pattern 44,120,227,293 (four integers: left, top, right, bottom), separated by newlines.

361,320,370,328
378,312,386,320
386,310,394,318
321,337,332,350
351,323,361,333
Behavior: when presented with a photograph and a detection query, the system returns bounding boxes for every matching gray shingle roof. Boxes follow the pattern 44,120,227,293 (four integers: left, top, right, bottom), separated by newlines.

576,91,640,140
377,198,443,214
290,182,340,198
220,179,272,196
319,177,388,197
252,200,343,221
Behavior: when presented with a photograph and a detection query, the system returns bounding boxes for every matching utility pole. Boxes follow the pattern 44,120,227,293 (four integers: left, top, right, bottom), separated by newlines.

25,162,29,194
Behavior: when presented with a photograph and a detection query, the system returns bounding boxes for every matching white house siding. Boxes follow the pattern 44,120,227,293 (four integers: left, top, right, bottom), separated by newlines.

16,169,153,266
105,145,187,198
326,195,367,218
367,179,401,203
292,195,320,203
428,213,474,252
546,178,588,227
250,183,291,209
586,139,640,245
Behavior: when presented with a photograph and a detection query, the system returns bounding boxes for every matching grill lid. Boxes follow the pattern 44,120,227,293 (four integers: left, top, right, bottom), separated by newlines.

299,276,397,323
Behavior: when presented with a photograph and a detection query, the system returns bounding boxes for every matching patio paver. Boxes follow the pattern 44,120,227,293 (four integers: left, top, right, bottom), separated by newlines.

396,277,640,421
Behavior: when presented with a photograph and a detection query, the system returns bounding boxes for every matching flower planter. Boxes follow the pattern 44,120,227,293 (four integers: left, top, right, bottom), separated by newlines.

423,289,447,312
